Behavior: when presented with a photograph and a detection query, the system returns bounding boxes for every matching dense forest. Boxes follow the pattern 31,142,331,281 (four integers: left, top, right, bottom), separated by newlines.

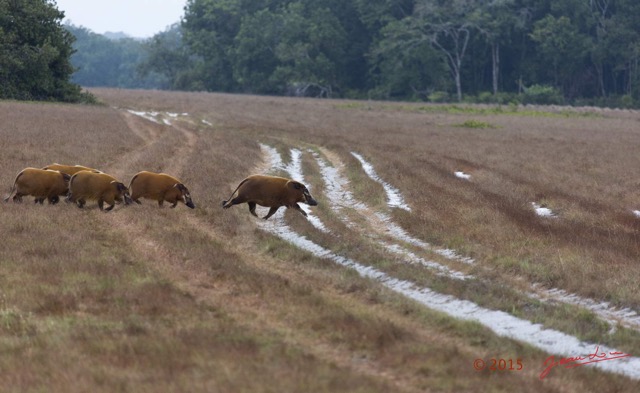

0,0,88,102
65,25,169,89
138,0,640,106
4,0,640,106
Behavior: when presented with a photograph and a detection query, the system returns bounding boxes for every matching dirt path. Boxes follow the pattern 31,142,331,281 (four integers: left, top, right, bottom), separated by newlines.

103,113,168,181
162,122,198,176
121,111,161,143
98,110,428,392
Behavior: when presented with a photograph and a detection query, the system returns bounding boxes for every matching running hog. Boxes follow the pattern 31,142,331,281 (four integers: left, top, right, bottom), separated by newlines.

4,168,70,204
66,171,132,211
128,171,195,209
42,163,100,175
222,174,318,220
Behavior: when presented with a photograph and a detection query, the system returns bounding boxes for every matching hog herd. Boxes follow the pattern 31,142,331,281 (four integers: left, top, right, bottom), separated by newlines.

4,164,318,219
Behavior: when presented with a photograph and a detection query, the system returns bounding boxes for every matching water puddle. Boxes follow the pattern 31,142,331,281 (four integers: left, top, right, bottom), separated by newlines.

127,109,161,124
127,110,189,126
453,171,471,180
455,171,472,180
532,202,557,218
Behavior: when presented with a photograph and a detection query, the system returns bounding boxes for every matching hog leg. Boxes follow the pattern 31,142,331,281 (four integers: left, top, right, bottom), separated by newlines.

263,206,279,220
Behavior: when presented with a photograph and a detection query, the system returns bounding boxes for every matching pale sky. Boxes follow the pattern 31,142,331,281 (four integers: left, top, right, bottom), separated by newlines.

55,0,187,38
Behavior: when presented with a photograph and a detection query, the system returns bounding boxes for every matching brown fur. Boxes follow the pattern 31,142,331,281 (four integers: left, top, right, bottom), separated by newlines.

4,168,70,204
129,171,195,209
42,163,100,176
222,174,317,220
67,171,132,211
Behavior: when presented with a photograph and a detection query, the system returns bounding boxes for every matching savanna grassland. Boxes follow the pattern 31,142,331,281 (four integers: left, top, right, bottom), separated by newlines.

1,89,640,392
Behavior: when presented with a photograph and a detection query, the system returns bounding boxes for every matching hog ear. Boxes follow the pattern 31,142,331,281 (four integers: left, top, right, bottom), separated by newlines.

111,181,126,192
288,181,302,190
62,173,71,182
173,183,187,192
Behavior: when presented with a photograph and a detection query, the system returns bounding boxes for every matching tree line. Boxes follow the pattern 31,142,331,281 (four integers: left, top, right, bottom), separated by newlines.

137,0,640,107
3,0,640,107
65,25,168,90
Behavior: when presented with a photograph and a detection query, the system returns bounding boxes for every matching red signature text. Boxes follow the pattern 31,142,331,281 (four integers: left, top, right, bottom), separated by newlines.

539,345,632,380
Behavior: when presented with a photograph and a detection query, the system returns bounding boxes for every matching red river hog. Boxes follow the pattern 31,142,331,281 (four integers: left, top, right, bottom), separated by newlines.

222,174,317,220
4,168,71,204
42,163,100,175
66,171,132,211
128,171,195,209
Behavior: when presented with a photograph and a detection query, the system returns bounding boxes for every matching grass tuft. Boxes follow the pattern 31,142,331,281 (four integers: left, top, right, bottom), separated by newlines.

455,119,496,129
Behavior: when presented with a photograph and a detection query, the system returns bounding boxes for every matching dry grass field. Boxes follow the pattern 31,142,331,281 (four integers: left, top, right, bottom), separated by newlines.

1,89,640,392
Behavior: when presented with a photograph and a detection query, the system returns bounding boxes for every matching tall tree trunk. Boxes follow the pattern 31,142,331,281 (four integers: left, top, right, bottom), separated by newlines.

594,61,606,97
626,62,632,95
454,50,463,102
492,42,500,95
430,26,470,102
455,69,462,102
633,54,639,96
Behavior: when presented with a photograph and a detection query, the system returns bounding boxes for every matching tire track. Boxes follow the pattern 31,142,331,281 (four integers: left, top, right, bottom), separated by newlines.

274,144,471,282
256,143,640,381
313,145,640,333
162,122,198,176
351,154,640,332
315,147,475,266
350,152,411,211
121,110,161,143
100,110,171,183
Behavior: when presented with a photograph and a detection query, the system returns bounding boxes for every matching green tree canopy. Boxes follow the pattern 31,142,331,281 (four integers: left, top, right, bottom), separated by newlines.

64,0,640,107
0,0,87,102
